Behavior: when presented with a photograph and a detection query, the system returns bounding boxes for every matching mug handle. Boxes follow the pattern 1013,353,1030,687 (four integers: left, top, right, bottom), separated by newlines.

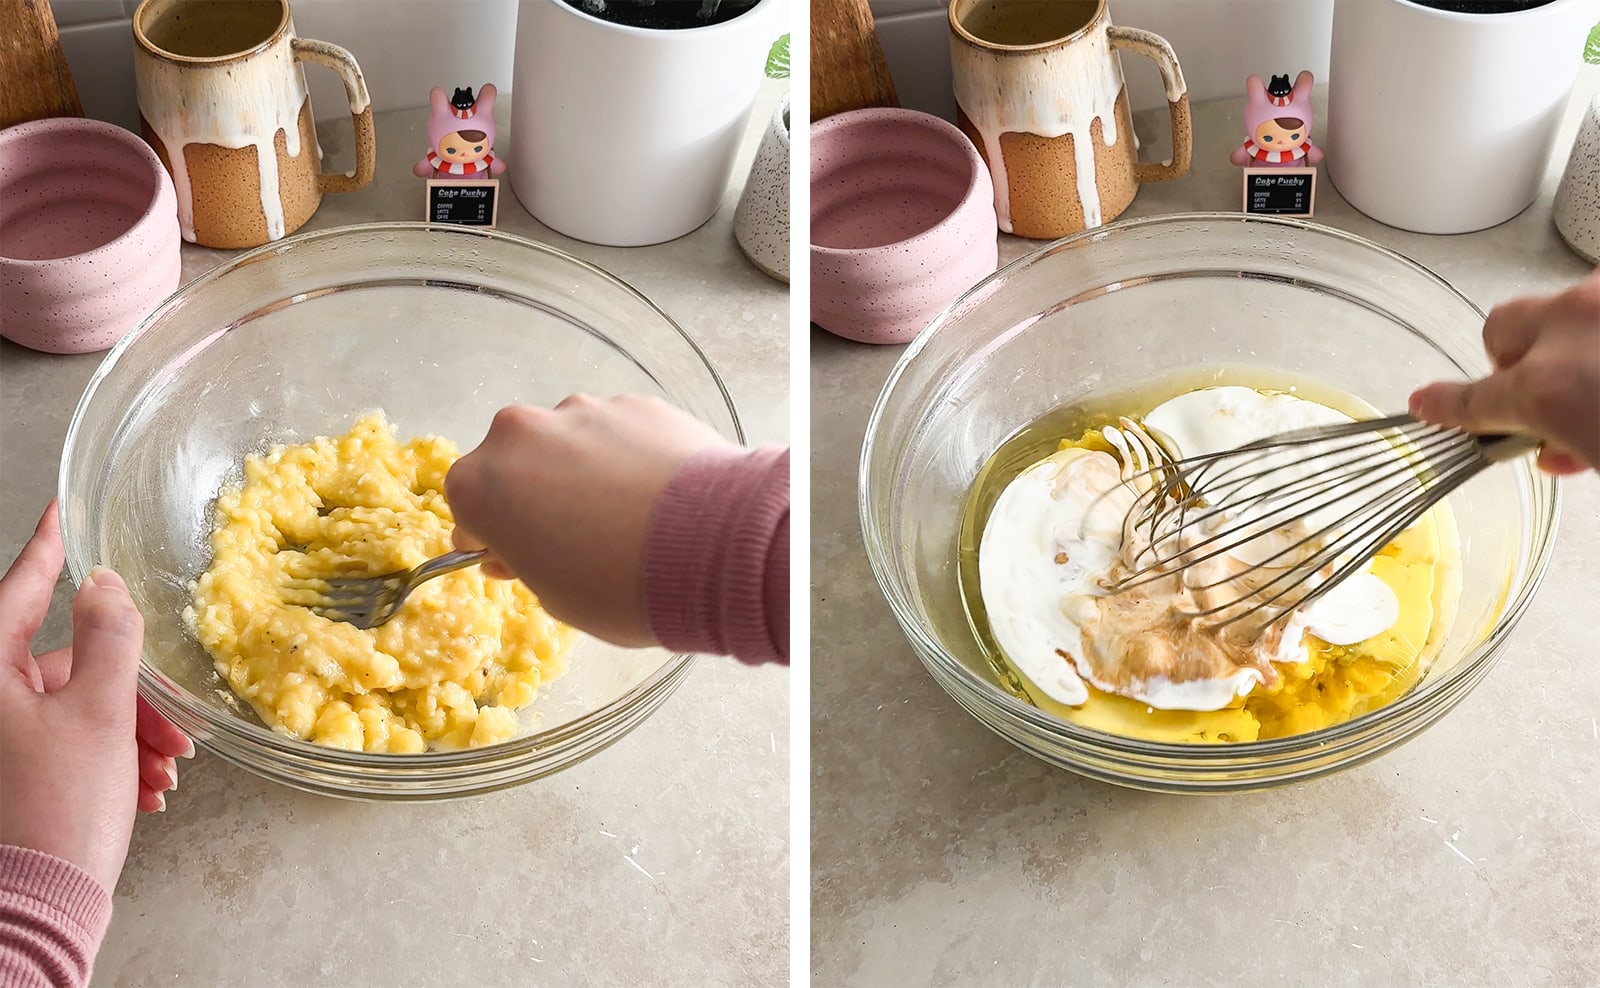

1106,26,1192,183
290,38,376,195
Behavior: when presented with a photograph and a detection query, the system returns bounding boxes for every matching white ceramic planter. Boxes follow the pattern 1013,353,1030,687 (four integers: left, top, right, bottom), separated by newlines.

510,0,786,247
1325,0,1596,235
734,93,790,282
1555,86,1600,264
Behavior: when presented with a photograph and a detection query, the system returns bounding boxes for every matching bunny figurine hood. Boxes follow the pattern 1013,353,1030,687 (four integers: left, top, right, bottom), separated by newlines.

1230,70,1324,168
414,84,507,179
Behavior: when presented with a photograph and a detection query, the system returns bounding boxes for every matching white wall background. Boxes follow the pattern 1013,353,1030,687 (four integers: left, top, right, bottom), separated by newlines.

61,0,1332,132
52,0,518,132
870,0,1335,122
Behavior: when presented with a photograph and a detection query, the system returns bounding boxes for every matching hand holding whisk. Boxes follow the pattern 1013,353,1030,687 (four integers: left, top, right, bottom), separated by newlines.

1108,268,1600,637
1410,271,1599,477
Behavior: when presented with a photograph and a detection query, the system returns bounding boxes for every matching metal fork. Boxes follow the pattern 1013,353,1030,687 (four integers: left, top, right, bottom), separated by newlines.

283,549,487,629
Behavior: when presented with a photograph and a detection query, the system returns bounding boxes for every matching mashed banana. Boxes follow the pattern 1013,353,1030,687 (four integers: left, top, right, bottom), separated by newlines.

185,413,573,753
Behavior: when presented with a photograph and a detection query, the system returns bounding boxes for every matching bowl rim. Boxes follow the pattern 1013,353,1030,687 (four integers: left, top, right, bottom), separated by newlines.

0,117,175,268
60,220,743,772
858,210,1562,763
809,107,994,258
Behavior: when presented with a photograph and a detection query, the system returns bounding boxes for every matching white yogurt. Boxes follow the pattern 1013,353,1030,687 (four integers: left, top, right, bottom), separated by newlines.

978,387,1404,712
1142,386,1404,644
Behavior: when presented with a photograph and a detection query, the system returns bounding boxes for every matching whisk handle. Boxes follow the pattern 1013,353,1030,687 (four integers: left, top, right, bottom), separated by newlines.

1477,433,1540,464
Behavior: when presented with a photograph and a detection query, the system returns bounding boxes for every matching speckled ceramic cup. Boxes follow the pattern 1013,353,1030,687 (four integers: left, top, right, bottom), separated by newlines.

1554,87,1600,265
0,117,182,354
811,108,998,345
948,0,1191,241
734,94,791,283
133,0,375,250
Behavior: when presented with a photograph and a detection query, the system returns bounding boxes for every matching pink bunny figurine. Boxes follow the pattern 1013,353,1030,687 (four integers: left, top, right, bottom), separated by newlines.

1230,71,1324,169
414,84,507,180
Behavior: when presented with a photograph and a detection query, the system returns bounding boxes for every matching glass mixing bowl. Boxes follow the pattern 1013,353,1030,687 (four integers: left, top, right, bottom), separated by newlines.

60,222,741,800
860,213,1560,793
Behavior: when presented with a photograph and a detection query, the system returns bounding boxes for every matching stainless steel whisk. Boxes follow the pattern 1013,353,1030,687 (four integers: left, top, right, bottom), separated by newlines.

1106,414,1537,633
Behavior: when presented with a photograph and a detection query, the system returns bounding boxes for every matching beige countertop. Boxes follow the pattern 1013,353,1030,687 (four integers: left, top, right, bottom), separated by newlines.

0,83,790,986
811,73,1600,985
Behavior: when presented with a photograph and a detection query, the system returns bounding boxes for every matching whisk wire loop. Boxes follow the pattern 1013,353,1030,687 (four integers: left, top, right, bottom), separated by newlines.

1101,413,1535,635
1189,441,1484,628
1120,426,1457,586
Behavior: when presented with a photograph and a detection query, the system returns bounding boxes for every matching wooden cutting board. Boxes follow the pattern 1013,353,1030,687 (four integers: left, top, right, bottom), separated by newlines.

811,0,899,122
0,0,84,129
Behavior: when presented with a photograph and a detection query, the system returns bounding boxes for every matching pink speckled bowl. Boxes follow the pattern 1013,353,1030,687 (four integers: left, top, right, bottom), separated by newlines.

811,108,998,345
0,117,181,354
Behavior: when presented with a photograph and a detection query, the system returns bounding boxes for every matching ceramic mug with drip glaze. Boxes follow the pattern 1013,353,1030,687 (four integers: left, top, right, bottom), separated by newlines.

133,0,375,249
948,0,1192,240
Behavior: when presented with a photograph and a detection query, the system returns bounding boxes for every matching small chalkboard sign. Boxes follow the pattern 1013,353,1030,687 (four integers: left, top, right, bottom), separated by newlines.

1242,167,1316,217
426,179,500,227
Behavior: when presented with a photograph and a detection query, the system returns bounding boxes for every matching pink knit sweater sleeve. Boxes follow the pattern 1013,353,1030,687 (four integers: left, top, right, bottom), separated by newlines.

643,445,789,664
0,846,111,988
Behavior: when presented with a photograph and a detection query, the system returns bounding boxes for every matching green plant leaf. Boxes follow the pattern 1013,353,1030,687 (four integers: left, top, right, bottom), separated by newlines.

1585,21,1600,64
765,33,790,79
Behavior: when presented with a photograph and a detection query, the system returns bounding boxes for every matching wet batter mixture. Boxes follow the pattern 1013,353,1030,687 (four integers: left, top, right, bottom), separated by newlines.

976,386,1457,743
